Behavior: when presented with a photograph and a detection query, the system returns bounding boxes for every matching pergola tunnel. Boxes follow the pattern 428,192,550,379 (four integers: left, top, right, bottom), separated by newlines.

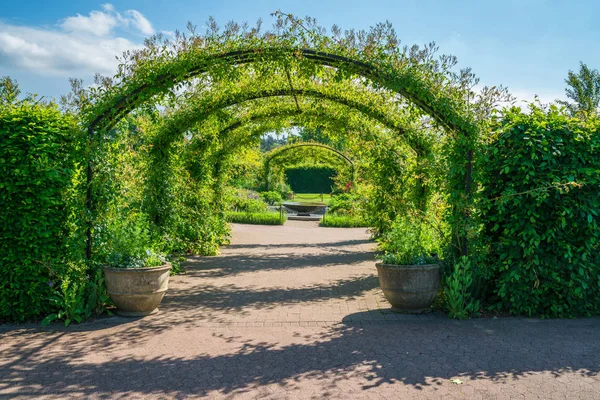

2,13,598,324
83,30,478,263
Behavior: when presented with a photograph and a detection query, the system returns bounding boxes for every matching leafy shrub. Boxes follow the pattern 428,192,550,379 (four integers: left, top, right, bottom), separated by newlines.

105,212,152,264
174,212,229,256
142,132,231,258
444,257,480,319
174,185,230,256
260,191,283,205
481,106,600,317
270,181,293,199
0,103,86,322
377,212,443,266
226,211,285,225
378,253,438,266
230,189,269,213
320,214,369,228
327,193,364,216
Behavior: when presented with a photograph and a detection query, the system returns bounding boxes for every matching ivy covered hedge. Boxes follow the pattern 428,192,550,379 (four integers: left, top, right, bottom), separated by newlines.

0,103,85,321
481,106,600,317
285,165,337,193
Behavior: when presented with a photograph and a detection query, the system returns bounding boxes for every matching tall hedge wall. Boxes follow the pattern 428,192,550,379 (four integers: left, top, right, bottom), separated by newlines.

285,165,336,193
0,104,84,321
481,106,600,318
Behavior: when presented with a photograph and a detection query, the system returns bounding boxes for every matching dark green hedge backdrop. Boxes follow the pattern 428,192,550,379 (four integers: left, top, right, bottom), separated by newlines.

285,165,336,193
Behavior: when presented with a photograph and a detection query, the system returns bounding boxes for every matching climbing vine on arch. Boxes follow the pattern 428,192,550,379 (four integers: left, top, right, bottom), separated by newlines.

7,11,523,326
78,11,513,269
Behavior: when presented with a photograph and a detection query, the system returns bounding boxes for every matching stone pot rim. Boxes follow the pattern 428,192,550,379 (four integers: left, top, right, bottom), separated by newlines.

102,263,171,273
376,262,440,269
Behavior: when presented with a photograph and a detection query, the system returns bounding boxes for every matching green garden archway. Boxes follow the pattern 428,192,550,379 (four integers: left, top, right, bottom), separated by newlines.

83,15,480,259
263,142,355,191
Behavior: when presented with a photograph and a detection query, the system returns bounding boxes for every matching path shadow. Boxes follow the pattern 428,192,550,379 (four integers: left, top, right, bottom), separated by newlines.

161,275,380,314
224,239,373,250
1,317,599,398
0,240,380,351
0,274,382,354
184,248,376,278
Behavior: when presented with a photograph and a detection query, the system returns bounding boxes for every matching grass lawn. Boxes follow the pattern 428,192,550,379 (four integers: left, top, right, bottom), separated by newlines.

290,193,332,205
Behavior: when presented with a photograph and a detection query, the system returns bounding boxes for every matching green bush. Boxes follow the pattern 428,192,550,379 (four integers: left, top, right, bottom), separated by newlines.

328,193,364,216
226,211,286,225
376,212,443,266
0,103,86,322
481,106,600,317
230,189,268,213
174,182,230,256
260,191,283,205
320,214,369,228
104,212,167,269
445,257,480,319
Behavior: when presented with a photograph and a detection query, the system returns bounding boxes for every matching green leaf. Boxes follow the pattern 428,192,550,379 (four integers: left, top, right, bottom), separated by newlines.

41,314,58,326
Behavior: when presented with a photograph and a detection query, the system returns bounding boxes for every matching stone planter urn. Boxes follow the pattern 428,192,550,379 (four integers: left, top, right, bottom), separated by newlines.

376,263,441,313
103,264,171,317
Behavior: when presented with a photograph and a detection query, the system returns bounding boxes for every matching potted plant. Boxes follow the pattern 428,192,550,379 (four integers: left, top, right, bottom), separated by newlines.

375,214,442,313
376,253,441,313
102,216,172,317
103,250,171,316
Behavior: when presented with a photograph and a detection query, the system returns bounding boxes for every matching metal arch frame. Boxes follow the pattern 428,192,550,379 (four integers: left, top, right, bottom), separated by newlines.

88,47,474,136
84,45,478,259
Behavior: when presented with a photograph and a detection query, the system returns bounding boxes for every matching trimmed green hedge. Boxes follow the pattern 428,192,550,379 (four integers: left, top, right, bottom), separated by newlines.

320,214,369,228
226,211,286,225
0,103,85,321
285,165,336,193
482,106,600,318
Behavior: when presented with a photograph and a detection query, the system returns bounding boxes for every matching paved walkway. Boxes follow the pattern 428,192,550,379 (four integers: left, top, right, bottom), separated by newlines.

1,221,599,399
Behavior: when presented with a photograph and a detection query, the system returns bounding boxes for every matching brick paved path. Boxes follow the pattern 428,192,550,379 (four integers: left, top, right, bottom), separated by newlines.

1,221,599,399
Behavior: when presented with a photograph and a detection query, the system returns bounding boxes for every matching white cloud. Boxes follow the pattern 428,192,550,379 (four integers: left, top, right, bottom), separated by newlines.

102,3,116,12
60,10,119,37
58,4,154,37
0,4,153,77
125,10,154,36
0,23,138,76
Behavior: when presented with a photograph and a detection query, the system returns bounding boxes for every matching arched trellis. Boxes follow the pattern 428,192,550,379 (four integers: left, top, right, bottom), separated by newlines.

83,17,480,259
141,77,433,234
87,46,477,137
263,142,355,191
150,69,429,155
193,102,416,178
145,92,422,229
164,92,427,159
194,98,418,151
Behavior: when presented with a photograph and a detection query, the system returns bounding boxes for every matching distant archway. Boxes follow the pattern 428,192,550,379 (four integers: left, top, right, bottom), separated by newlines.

263,142,354,191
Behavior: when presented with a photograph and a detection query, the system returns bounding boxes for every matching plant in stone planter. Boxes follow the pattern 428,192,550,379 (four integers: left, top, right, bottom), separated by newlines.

376,253,441,314
103,251,171,317
102,215,172,316
375,216,443,313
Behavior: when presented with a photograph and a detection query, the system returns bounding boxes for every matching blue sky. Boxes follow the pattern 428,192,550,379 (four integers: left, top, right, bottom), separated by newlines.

1,0,598,103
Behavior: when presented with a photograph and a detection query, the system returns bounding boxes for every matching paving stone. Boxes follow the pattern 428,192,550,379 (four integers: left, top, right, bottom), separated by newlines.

1,222,599,399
